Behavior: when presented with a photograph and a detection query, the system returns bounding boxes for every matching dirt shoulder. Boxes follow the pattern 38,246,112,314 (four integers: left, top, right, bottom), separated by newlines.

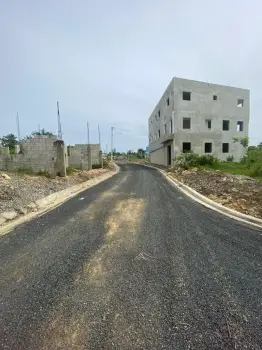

0,169,110,215
130,161,262,219
169,168,262,219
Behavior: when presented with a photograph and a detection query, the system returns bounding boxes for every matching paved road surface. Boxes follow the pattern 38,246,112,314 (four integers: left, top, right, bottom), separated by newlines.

1,162,262,349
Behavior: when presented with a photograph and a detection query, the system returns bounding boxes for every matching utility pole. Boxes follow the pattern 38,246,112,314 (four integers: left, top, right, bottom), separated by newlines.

16,112,21,141
87,122,90,145
111,126,114,161
57,101,62,140
98,124,101,150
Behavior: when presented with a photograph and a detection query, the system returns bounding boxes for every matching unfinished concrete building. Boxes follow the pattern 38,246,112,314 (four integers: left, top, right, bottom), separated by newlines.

148,77,250,166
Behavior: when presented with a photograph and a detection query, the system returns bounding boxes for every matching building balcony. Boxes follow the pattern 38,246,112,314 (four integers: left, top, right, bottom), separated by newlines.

161,133,175,144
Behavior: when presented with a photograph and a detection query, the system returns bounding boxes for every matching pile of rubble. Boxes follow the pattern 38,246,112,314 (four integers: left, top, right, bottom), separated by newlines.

0,168,110,222
169,168,262,219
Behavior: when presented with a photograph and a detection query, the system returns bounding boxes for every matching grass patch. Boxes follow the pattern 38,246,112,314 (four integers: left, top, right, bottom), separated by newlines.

127,156,146,163
202,162,262,180
16,167,35,175
174,151,262,181
66,167,80,175
92,163,102,169
36,170,50,177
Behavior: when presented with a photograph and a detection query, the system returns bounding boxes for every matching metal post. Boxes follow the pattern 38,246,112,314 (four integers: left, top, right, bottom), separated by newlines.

57,101,62,140
98,124,101,150
111,127,113,161
87,122,91,169
16,112,21,141
87,122,90,145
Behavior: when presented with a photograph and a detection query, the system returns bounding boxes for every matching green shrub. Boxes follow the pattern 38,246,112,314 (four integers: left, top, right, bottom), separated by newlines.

249,163,262,177
66,167,79,175
103,159,110,168
174,152,218,169
245,149,262,168
92,163,102,169
36,170,50,177
197,155,218,166
16,167,34,175
226,155,234,162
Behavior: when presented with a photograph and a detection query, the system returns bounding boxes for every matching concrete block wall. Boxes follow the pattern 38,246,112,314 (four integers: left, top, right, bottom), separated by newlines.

68,144,100,169
20,136,57,174
0,136,67,176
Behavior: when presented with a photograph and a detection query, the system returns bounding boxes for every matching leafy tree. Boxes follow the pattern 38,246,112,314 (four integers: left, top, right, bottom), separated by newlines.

32,128,55,136
24,129,55,140
0,133,18,152
137,148,145,158
232,136,249,148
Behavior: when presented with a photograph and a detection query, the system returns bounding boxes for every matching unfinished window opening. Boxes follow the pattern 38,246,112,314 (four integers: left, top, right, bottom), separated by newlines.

158,110,160,118
183,118,191,129
213,95,217,101
205,143,212,153
237,121,244,132
182,91,191,101
237,99,244,107
158,129,160,138
222,143,229,153
223,120,230,131
205,119,212,129
164,123,167,134
182,142,191,153
166,97,170,107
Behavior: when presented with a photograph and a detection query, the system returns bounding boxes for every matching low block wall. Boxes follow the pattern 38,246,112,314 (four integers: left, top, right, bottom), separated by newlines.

68,144,100,169
0,136,67,176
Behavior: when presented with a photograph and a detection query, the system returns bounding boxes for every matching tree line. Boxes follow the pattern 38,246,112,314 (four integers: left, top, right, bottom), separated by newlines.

0,129,54,153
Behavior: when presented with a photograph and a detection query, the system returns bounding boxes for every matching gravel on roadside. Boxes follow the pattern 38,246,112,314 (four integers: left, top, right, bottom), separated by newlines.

129,161,262,219
0,169,109,214
168,168,262,219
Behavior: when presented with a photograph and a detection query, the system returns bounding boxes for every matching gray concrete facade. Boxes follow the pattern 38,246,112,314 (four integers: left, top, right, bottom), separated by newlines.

149,77,250,166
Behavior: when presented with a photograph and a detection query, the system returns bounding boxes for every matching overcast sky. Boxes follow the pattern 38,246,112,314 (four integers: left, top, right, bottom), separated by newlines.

1,0,261,151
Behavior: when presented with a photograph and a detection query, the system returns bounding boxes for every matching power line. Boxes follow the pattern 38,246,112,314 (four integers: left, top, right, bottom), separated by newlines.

114,127,131,133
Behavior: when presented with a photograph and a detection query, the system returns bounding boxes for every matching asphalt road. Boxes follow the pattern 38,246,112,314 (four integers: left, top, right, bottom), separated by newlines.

1,162,262,349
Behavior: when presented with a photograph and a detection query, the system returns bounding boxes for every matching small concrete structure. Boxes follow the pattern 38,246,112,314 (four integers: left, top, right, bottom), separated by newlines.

67,144,100,170
149,77,250,166
0,135,67,177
